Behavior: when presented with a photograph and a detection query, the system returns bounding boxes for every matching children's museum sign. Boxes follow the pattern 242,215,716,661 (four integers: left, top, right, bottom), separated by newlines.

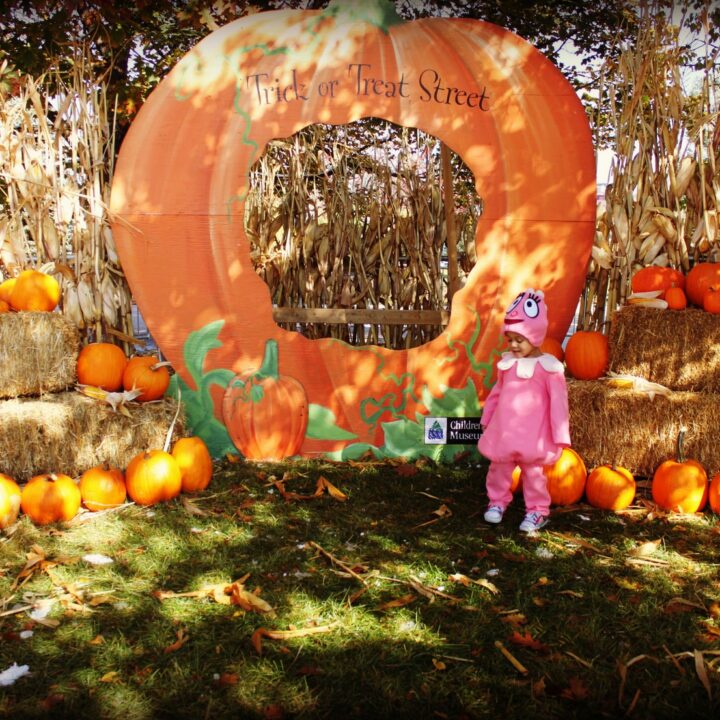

109,0,596,463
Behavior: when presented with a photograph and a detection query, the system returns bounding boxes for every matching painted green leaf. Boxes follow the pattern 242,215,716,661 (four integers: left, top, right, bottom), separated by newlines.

422,378,482,418
306,404,358,440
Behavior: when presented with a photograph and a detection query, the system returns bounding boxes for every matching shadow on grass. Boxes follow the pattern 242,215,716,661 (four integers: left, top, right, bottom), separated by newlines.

1,458,719,719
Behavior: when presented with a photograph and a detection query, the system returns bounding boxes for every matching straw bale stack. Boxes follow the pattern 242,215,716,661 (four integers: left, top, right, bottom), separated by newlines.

608,306,720,392
0,393,184,481
0,312,79,397
568,380,719,478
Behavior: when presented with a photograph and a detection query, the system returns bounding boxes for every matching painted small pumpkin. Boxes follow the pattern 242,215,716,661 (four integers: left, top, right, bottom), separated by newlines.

123,356,171,402
20,473,81,525
0,473,22,529
172,436,213,493
79,465,127,511
585,465,635,511
9,269,61,312
652,429,707,513
223,339,308,460
544,447,587,506
77,342,129,391
125,449,182,506
564,331,609,381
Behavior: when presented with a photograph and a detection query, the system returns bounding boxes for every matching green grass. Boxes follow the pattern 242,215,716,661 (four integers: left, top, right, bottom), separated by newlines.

1,457,719,719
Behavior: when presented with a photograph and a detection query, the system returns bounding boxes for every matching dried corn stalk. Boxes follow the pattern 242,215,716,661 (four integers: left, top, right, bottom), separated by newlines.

245,121,481,349
0,45,134,349
582,2,719,331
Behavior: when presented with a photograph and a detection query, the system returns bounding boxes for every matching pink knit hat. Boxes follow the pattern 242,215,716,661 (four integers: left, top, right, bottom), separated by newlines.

502,288,548,347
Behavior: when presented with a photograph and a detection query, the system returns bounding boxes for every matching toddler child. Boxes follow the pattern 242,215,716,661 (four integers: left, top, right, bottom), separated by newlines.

477,288,570,533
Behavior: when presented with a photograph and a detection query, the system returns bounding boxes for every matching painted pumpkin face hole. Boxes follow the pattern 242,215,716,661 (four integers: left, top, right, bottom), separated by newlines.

245,118,482,349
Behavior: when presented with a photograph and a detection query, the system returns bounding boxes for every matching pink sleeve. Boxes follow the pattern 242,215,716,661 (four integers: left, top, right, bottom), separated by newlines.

548,371,571,445
481,370,503,427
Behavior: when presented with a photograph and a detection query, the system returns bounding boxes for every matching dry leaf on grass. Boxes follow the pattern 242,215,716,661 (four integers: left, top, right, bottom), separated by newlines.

251,622,338,654
560,676,589,700
376,593,416,611
509,631,550,653
163,627,189,654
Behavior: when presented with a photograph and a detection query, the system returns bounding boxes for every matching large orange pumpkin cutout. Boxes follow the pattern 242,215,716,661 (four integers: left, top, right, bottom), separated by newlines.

109,0,596,460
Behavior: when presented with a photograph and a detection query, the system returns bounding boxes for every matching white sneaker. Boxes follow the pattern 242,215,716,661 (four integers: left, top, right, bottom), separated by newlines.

484,505,504,524
519,512,548,533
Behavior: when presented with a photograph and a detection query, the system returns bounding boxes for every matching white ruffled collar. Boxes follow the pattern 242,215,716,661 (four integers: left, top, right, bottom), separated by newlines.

497,352,565,378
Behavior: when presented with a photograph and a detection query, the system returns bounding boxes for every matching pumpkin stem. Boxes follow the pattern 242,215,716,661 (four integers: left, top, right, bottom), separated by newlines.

256,339,280,381
324,0,404,33
677,426,687,463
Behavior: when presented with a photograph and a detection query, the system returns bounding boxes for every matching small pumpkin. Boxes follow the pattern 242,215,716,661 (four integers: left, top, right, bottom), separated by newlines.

0,277,17,304
0,473,22,529
544,447,587,506
702,286,720,314
564,331,609,381
709,473,720,514
686,262,720,307
664,285,687,310
172,436,213,493
20,473,81,525
223,339,308,460
585,465,635,511
631,266,685,297
9,269,61,312
510,466,523,494
123,356,171,402
652,428,707,513
125,449,182,505
540,336,564,362
79,465,127,511
77,342,129,391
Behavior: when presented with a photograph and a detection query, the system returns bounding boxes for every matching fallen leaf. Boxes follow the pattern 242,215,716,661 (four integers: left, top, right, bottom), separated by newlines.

694,650,713,700
663,598,704,615
163,627,189,654
229,586,275,616
89,634,105,645
500,613,527,627
180,496,207,517
251,623,338,655
316,476,348,501
376,594,416,611
509,631,550,653
395,463,418,477
560,676,589,700
217,672,239,686
432,658,446,670
630,540,662,557
99,671,121,683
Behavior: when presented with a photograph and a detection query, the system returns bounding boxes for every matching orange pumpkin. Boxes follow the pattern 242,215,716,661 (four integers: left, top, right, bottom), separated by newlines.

0,299,10,313
664,285,687,310
510,466,523,494
686,262,720,306
564,331,609,380
709,473,720,514
702,286,720,314
223,339,308,460
0,473,21,529
20,473,81,525
0,277,17,304
79,465,127,512
652,429,707,513
540,337,564,362
172,436,213,492
77,342,129,391
631,266,685,297
9,269,61,312
544,447,587,506
585,465,635,511
109,1,596,459
123,356,171,401
125,450,182,506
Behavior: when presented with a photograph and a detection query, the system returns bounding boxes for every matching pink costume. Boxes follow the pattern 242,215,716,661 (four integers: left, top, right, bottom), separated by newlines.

477,289,570,516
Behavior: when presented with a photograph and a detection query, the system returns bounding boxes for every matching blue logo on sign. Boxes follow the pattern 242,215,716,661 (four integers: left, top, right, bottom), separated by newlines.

428,420,445,441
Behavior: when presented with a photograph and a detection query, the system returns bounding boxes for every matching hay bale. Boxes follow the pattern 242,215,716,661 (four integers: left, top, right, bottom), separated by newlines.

568,379,720,478
0,392,186,480
608,305,720,391
0,311,79,398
